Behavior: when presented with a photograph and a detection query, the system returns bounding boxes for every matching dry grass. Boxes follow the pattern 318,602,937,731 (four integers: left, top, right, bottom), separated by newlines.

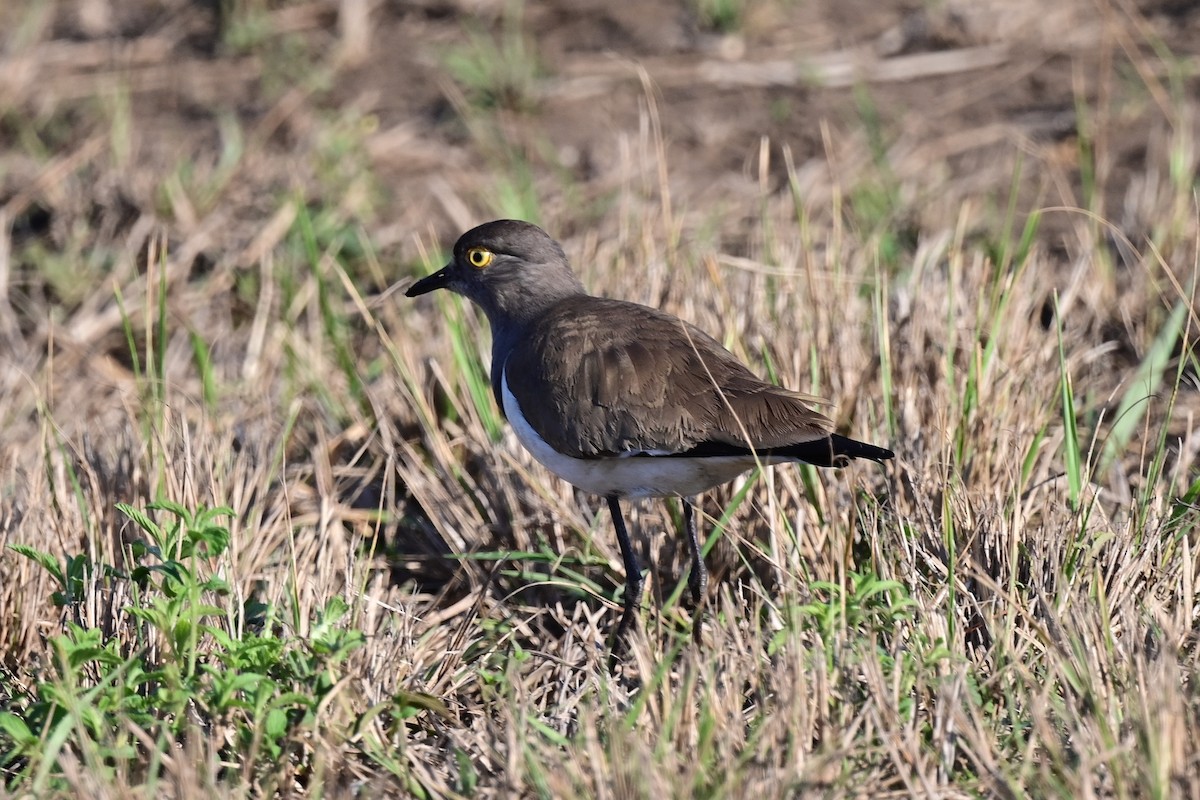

3,0,1200,797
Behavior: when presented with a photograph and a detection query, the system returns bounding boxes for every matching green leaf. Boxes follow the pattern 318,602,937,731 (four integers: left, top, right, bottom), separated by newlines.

189,328,218,409
1100,299,1188,472
391,690,453,721
8,544,64,583
528,717,569,747
1053,293,1083,511
117,503,162,539
0,712,36,747
264,707,289,739
455,747,478,795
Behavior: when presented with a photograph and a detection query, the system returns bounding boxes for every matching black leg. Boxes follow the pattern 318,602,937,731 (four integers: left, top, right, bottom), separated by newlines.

608,495,643,649
682,496,707,606
682,496,707,643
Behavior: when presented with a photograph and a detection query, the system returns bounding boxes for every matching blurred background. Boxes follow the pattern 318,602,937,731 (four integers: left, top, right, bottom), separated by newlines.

2,0,1194,284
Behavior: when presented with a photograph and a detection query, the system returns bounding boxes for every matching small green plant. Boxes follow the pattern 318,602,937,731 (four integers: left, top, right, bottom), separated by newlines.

157,113,245,220
1052,294,1085,513
789,569,917,653
0,501,443,793
1098,298,1187,474
444,3,541,111
780,570,929,722
694,0,745,33
846,89,917,275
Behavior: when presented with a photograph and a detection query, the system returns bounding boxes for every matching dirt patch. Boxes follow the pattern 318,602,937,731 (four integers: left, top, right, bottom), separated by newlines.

3,0,1197,266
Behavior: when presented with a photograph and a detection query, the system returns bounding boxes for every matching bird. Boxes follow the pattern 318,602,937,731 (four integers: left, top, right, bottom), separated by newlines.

406,219,893,647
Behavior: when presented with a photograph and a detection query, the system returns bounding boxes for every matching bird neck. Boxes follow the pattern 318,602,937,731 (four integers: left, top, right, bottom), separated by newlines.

475,271,586,332
484,295,562,372
484,283,582,407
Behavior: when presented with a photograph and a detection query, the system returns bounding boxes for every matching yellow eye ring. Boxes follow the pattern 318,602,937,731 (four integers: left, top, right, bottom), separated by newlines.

466,247,493,269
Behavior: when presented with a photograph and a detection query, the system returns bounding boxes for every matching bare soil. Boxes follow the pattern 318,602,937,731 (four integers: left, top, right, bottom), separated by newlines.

4,0,1198,264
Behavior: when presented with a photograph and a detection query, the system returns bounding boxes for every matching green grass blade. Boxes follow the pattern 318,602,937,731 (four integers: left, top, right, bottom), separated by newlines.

189,329,218,410
1053,293,1083,511
1099,299,1187,472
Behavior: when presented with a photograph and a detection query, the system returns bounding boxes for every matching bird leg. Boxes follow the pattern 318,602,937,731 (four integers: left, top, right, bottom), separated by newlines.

682,497,708,643
608,495,644,649
682,497,707,606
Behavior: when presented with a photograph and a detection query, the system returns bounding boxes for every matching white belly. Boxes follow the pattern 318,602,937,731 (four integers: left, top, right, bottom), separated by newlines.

500,371,771,498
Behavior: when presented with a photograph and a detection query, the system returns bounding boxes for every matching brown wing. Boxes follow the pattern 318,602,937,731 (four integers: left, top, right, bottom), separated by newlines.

503,296,833,458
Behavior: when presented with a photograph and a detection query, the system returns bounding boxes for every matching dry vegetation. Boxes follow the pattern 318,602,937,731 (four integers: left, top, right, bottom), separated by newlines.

3,0,1200,796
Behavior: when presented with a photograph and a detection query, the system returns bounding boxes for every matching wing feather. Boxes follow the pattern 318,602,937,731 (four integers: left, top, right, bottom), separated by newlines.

503,297,832,459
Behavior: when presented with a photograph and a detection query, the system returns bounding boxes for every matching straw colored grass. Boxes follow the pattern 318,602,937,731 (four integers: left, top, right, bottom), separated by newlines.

3,0,1200,797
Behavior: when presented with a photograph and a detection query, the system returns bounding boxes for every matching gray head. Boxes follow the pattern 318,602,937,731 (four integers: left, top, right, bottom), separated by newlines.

406,220,586,328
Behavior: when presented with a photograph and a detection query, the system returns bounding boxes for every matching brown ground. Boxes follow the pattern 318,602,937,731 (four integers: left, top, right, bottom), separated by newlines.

4,0,1197,268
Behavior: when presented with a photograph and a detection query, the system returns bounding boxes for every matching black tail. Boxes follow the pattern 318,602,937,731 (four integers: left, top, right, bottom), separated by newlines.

669,433,894,466
780,434,894,468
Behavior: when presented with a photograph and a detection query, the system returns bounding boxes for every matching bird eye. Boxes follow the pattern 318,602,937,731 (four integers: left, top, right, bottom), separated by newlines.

466,247,493,269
